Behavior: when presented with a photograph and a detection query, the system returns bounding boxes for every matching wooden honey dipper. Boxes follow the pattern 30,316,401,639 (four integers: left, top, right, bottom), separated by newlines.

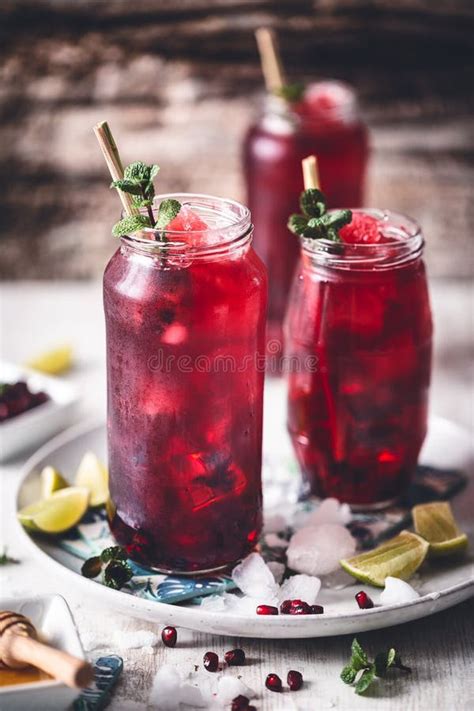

0,611,94,688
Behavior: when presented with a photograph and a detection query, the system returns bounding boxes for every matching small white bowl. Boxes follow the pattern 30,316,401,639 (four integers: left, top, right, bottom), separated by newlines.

0,594,86,710
0,362,80,462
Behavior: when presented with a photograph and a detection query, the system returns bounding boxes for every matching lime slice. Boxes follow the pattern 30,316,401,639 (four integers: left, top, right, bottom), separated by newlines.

413,501,468,557
340,531,429,587
40,466,69,498
18,487,89,534
26,345,73,374
75,452,109,507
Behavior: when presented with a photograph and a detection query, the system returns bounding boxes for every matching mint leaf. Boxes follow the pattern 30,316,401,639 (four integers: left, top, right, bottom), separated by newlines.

340,665,357,684
288,214,309,236
112,214,151,238
300,188,326,218
0,547,20,566
103,559,133,590
355,666,376,695
156,199,181,229
350,638,369,671
110,179,143,196
274,82,305,103
81,556,102,579
100,546,127,564
124,161,150,182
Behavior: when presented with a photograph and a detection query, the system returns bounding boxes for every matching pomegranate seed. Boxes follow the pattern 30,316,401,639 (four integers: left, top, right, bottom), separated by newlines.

265,673,282,692
225,648,246,666
309,604,324,614
256,604,279,615
289,600,310,615
231,695,250,711
355,591,374,609
287,669,303,691
161,626,177,647
280,599,292,614
203,651,219,672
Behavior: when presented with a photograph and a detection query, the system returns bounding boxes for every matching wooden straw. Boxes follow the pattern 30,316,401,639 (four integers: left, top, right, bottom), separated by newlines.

302,155,320,190
93,121,136,216
255,27,286,92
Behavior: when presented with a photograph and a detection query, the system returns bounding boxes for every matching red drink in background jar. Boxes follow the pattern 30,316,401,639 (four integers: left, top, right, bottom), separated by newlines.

243,81,369,364
285,210,433,508
103,195,267,572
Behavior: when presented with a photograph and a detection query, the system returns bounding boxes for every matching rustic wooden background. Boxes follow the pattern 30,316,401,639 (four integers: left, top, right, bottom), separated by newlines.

0,0,473,279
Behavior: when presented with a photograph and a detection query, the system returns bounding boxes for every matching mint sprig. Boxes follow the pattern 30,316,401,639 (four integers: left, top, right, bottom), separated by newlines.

341,638,411,695
0,546,20,566
81,546,133,590
110,161,181,239
288,188,352,242
274,82,305,103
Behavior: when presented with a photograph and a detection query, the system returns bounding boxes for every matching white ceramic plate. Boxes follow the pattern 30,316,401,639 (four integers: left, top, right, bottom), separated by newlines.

0,362,80,462
14,382,474,638
0,594,85,710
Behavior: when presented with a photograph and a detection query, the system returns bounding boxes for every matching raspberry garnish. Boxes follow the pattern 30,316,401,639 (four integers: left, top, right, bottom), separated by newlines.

339,213,382,244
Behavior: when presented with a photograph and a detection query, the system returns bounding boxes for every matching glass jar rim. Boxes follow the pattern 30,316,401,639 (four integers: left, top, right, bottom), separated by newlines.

119,193,253,258
264,80,360,126
301,209,424,271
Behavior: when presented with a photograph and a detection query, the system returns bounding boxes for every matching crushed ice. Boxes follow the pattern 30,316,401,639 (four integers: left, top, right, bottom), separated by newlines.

379,576,420,605
287,523,356,576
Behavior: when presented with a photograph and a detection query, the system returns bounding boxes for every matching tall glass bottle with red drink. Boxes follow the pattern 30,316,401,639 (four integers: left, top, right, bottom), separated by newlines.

243,82,369,363
103,195,267,572
285,210,433,508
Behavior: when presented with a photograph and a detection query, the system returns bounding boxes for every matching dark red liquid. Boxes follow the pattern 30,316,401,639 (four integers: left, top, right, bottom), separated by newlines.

285,225,433,507
243,82,369,363
103,228,267,572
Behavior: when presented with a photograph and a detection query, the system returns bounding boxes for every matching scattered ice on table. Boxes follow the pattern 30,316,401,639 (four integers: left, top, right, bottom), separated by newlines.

263,512,287,534
149,665,182,710
264,533,289,549
379,576,420,605
287,523,356,576
199,594,227,612
306,498,352,527
179,683,207,708
279,574,321,604
114,629,160,649
232,552,279,604
267,561,286,584
215,676,255,706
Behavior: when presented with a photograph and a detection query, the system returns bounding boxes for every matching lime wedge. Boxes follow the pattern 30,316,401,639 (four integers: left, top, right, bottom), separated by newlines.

40,466,69,498
75,452,109,507
340,531,429,587
413,501,468,557
26,345,73,374
18,487,89,534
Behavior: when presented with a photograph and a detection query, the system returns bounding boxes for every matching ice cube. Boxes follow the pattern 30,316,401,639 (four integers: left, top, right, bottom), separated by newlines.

225,593,265,616
149,665,182,710
279,574,321,604
264,533,289,549
287,524,357,576
306,498,352,527
231,552,279,603
267,561,286,584
200,594,226,612
215,676,256,706
379,576,420,605
114,629,160,649
179,683,207,707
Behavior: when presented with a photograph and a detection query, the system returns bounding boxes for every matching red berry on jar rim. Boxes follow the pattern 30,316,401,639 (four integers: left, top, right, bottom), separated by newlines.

203,651,219,672
339,213,382,244
256,604,279,615
231,695,250,711
225,648,246,666
161,626,177,647
355,590,374,609
265,673,282,692
287,669,303,691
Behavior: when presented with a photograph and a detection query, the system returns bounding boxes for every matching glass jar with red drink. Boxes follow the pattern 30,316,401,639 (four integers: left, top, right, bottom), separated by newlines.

285,210,433,508
103,194,267,572
243,81,369,363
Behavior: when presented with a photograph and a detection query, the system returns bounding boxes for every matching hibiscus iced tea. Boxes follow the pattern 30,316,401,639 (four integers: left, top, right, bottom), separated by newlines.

285,210,432,507
244,82,369,359
104,195,267,572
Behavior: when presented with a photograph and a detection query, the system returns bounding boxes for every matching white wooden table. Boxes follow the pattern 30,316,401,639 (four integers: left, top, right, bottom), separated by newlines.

1,280,473,710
